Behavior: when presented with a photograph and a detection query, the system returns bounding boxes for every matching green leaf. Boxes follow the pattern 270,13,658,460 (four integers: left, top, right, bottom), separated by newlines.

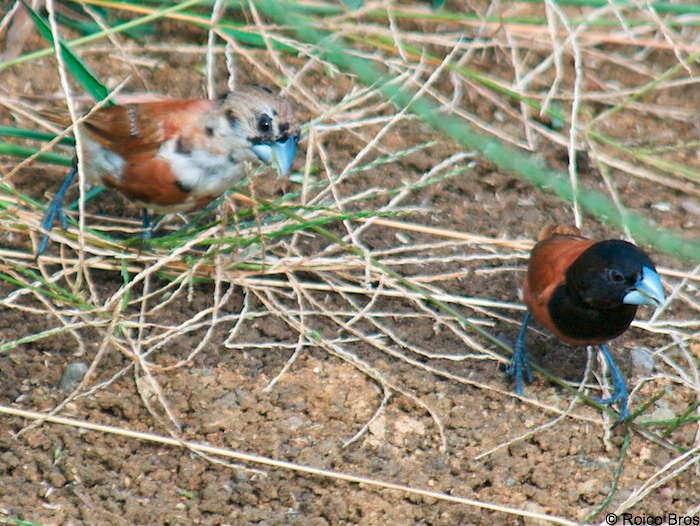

19,0,111,104
256,0,700,263
58,3,155,39
0,125,75,146
0,141,73,166
343,0,364,8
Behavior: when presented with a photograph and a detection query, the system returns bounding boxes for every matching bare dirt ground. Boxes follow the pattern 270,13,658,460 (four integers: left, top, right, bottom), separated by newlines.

1,2,699,525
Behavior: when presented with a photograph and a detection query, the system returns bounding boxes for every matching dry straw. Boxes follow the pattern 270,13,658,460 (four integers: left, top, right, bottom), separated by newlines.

1,0,699,523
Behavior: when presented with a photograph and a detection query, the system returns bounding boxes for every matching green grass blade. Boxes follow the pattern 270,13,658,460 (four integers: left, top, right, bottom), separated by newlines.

0,141,73,166
20,0,111,103
0,268,91,310
58,4,154,39
0,322,92,354
504,0,700,15
256,0,700,263
0,0,207,72
0,125,75,146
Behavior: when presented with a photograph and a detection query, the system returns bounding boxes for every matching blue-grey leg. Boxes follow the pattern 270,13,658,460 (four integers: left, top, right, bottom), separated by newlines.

141,208,153,240
596,343,629,422
37,165,77,256
506,311,533,395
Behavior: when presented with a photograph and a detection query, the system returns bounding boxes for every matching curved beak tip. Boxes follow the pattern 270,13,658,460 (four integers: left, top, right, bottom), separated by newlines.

623,266,666,308
251,136,298,176
272,135,298,176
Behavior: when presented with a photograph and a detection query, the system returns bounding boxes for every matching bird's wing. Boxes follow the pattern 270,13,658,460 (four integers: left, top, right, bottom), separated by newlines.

42,99,215,156
525,234,595,308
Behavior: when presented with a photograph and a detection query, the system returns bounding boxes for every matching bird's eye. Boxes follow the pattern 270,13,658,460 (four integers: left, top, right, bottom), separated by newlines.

257,114,272,134
608,269,625,283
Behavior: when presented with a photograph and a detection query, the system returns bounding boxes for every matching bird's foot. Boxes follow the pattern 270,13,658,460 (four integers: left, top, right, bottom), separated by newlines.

507,312,533,395
507,344,532,396
37,166,77,256
596,386,630,424
596,344,630,424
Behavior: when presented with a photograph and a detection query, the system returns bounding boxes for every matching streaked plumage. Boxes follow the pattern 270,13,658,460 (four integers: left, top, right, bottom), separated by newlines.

38,86,299,253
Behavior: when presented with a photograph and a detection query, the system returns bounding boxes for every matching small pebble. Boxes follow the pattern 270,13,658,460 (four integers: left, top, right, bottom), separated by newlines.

286,416,304,431
651,201,671,212
630,347,655,377
646,405,676,422
58,361,88,391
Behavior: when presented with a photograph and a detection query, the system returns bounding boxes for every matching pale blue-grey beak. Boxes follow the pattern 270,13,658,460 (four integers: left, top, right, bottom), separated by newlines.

623,266,665,307
252,135,298,176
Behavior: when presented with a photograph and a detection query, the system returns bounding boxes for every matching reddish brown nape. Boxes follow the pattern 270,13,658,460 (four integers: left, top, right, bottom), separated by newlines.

523,233,596,345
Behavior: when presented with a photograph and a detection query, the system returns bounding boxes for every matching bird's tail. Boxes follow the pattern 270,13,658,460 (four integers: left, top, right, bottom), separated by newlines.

37,108,73,129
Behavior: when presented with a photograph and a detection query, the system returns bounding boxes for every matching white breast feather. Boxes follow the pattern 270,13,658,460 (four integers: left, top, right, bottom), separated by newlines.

84,137,125,184
158,139,247,198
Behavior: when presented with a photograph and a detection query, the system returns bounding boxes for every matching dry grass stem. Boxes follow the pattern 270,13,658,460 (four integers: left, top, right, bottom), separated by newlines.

2,2,699,523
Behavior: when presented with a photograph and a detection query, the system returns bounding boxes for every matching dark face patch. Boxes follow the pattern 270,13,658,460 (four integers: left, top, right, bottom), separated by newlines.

548,284,637,342
548,239,656,343
248,136,267,146
567,240,654,309
175,136,192,155
252,85,274,95
257,114,272,134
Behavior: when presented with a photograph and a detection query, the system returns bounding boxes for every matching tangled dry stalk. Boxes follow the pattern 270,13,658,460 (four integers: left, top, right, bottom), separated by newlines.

1,1,699,524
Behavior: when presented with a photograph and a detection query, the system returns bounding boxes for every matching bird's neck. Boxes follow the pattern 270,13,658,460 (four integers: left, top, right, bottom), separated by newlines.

548,284,637,344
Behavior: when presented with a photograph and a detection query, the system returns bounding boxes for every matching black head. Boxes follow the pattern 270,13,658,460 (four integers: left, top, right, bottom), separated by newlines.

566,240,662,310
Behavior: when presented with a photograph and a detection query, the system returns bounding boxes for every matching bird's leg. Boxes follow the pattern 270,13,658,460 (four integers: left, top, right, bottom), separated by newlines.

37,164,78,256
141,208,153,240
507,311,533,395
596,343,630,422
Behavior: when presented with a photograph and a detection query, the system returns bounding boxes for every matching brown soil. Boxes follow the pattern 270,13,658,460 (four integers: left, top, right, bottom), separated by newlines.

1,4,699,526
